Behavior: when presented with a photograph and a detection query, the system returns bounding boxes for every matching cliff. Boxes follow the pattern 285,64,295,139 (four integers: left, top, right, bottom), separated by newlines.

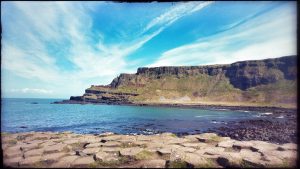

64,55,297,108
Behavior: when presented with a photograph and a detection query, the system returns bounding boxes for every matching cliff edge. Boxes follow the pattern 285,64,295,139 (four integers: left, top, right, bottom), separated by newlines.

59,55,297,108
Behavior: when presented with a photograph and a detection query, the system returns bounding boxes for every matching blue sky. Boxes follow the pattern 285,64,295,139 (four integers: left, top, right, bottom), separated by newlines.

1,1,297,98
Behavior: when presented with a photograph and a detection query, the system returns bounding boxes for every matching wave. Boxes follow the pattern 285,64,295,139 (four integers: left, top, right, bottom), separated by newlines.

261,112,273,115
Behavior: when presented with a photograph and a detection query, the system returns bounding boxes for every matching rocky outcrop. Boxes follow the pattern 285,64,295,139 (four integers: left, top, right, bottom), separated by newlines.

2,132,297,168
121,55,296,90
58,55,296,106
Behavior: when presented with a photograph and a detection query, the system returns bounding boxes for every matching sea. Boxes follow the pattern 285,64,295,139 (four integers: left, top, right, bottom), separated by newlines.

1,98,267,135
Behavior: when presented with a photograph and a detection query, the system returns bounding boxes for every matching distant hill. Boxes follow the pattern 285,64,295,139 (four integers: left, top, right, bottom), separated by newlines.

68,55,297,108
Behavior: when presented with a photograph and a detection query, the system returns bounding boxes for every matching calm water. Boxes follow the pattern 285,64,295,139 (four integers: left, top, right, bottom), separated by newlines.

1,98,264,135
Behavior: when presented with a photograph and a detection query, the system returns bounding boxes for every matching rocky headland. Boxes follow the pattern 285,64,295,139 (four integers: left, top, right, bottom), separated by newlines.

55,55,297,109
2,131,297,168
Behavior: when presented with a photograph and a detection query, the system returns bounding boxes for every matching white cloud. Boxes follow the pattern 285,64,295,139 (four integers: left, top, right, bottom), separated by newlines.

11,88,53,94
149,3,297,67
142,1,212,34
2,1,212,97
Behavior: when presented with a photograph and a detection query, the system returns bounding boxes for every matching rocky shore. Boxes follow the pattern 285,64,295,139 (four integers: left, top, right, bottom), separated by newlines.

2,131,297,168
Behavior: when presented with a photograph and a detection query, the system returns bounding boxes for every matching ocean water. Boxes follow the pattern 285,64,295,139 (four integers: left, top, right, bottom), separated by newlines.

1,98,264,135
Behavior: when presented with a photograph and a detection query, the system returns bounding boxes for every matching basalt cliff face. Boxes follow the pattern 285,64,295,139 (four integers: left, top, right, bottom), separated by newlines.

60,55,297,108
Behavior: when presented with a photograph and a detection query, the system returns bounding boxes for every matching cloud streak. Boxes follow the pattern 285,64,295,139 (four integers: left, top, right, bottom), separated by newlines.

149,3,296,67
2,2,212,97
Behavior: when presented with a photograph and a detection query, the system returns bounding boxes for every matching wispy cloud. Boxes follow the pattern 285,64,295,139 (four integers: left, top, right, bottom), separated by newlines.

149,3,296,67
11,88,53,94
2,1,212,97
142,1,212,34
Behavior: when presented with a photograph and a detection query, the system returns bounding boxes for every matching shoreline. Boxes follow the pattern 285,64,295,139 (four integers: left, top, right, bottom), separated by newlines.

53,100,297,113
2,131,297,168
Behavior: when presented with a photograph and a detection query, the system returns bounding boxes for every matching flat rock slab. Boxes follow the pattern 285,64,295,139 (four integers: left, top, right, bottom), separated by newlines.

44,143,67,153
217,140,235,148
71,156,95,167
101,147,121,153
204,147,225,155
95,151,119,161
82,147,101,155
24,148,44,158
86,142,105,148
120,147,144,156
232,141,253,149
42,152,67,162
216,152,242,167
250,141,279,152
51,155,79,168
102,141,122,147
19,156,42,167
140,159,166,168
183,152,208,166
278,143,297,151
3,156,23,167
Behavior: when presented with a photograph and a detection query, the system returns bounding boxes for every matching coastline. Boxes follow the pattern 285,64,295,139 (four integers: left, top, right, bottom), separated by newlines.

53,100,297,113
51,100,297,144
2,131,297,168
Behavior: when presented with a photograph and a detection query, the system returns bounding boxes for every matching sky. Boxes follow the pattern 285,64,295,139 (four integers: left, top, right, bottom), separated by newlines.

1,1,297,99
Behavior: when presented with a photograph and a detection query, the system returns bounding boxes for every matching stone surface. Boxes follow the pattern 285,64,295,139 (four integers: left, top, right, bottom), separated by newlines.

44,143,67,153
82,147,101,155
140,159,166,168
95,151,119,161
3,156,23,167
24,148,44,158
183,152,207,166
51,156,79,168
232,141,253,149
71,156,95,167
278,143,297,151
19,156,42,166
2,131,297,168
120,147,144,156
42,152,67,162
217,140,235,148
